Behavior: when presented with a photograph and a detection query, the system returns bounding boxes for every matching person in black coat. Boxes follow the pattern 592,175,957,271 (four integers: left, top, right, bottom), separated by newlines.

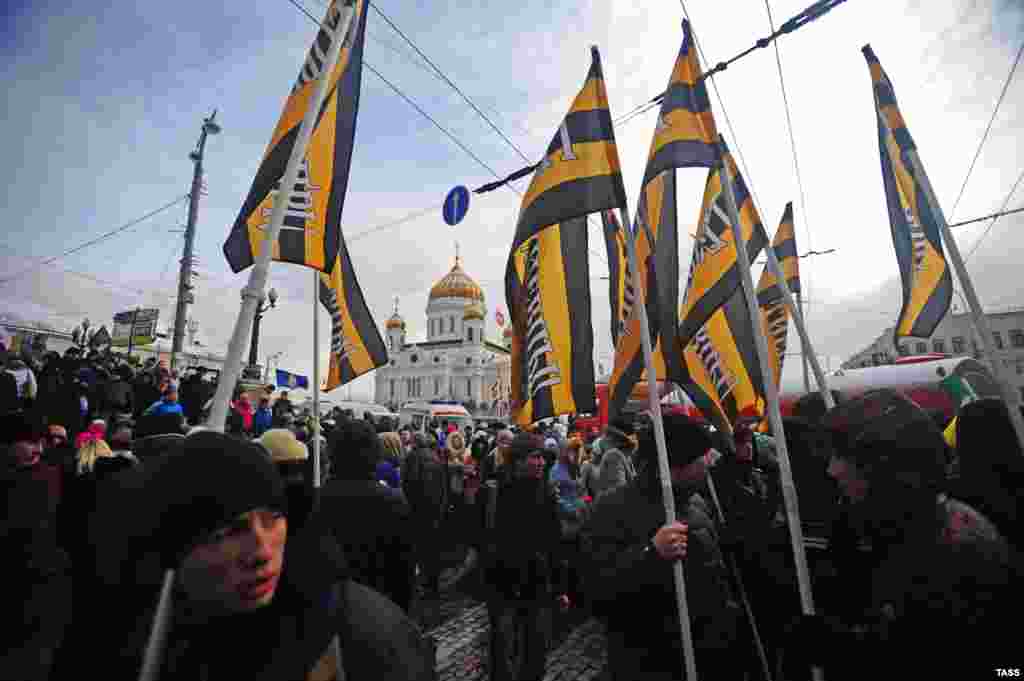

481,432,565,681
402,432,448,596
51,431,434,681
314,420,416,612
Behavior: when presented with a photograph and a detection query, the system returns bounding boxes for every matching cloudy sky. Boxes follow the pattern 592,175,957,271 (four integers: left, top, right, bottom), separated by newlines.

2,0,1022,401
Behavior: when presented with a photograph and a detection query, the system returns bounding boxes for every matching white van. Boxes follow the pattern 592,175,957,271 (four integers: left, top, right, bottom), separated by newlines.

398,401,474,434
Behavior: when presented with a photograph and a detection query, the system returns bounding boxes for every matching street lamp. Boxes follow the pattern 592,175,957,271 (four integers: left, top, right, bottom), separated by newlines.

249,287,278,369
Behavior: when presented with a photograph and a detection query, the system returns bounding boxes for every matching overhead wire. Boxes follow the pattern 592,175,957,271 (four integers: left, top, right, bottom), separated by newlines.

287,0,610,267
965,166,1024,262
763,0,816,324
0,195,188,286
947,38,1024,222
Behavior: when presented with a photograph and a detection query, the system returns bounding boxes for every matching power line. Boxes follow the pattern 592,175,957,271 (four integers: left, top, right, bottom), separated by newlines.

0,195,188,286
965,166,1024,262
348,204,440,242
368,2,532,164
763,0,816,322
948,39,1024,222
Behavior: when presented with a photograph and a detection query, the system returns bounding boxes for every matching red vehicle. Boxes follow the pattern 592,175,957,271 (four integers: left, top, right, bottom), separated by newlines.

779,356,1001,421
574,378,699,436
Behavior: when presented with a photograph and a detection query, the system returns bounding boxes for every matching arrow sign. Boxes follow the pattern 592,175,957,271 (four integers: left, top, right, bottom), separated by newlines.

443,185,470,226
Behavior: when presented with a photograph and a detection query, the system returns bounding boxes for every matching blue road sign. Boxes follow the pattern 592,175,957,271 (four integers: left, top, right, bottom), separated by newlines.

443,185,470,226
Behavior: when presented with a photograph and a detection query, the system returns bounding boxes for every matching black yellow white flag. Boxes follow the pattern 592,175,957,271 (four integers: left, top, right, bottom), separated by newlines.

505,47,627,425
224,0,368,275
755,203,800,391
863,45,952,345
318,233,387,390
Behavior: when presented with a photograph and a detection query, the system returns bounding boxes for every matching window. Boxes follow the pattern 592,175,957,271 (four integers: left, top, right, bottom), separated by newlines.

933,339,945,354
897,344,909,356
410,353,419,364
390,380,395,399
466,378,472,398
449,317,455,333
467,327,474,342
915,342,927,354
952,336,965,354
466,357,473,365
388,336,394,351
1017,361,1024,376
1011,329,1024,348
429,319,434,337
994,331,1004,350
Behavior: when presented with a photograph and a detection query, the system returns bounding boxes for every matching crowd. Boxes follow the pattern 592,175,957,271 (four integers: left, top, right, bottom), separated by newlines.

3,342,1022,680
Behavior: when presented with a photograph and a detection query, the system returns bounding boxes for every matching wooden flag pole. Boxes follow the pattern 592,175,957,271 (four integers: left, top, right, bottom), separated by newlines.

208,1,356,431
797,292,812,394
312,270,322,490
762,237,834,410
904,148,1024,453
618,199,698,681
717,138,823,681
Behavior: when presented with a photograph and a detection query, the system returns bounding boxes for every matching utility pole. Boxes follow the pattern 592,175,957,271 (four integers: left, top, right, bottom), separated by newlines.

170,110,220,372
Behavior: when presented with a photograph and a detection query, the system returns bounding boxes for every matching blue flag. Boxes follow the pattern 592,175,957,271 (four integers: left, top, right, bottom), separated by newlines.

276,369,310,390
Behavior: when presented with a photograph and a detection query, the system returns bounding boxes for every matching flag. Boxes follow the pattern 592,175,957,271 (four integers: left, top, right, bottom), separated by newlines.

319,234,388,390
755,202,800,390
604,20,720,421
606,170,682,421
863,45,952,345
644,19,719,184
224,0,368,274
677,139,768,349
601,209,633,347
276,369,310,390
505,46,626,425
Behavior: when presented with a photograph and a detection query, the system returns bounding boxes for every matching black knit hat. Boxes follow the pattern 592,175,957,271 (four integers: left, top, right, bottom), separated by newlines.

637,414,712,467
148,431,286,568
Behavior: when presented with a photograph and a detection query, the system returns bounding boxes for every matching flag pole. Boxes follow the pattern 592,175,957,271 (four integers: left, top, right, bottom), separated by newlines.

904,147,1024,453
618,200,698,681
207,1,357,432
797,292,811,394
717,138,822,681
312,270,322,490
762,238,834,410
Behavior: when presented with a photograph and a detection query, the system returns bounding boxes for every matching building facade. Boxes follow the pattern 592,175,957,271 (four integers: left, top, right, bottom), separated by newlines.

841,306,1024,400
374,255,511,415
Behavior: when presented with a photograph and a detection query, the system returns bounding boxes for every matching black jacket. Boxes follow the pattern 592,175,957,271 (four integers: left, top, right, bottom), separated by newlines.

52,528,434,681
581,476,740,680
313,477,416,611
482,474,563,601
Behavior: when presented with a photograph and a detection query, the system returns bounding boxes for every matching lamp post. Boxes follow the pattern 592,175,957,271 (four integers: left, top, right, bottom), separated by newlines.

170,110,220,372
248,287,278,370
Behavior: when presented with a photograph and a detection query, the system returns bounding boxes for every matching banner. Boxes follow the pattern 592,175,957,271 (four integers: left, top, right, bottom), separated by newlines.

863,45,952,345
224,0,368,274
505,47,627,425
319,235,388,391
678,141,768,349
601,209,632,348
755,202,800,390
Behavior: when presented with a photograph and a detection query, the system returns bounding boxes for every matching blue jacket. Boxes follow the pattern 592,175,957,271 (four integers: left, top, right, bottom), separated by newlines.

144,400,184,417
253,407,273,435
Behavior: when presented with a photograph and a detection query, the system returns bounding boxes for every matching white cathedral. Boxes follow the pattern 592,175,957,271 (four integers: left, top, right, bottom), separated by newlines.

374,253,512,414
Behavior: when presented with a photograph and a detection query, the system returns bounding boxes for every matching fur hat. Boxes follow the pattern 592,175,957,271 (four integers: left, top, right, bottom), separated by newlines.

258,428,309,464
636,414,712,467
507,432,544,462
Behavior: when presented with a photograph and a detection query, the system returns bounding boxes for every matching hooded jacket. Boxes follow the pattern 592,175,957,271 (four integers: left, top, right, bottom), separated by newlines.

592,426,636,500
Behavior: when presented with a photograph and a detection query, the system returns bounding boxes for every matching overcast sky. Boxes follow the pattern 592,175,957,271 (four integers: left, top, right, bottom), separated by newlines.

2,0,1022,401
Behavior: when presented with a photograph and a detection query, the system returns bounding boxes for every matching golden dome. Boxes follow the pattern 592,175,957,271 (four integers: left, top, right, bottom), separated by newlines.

385,312,405,330
463,301,485,321
429,258,485,303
